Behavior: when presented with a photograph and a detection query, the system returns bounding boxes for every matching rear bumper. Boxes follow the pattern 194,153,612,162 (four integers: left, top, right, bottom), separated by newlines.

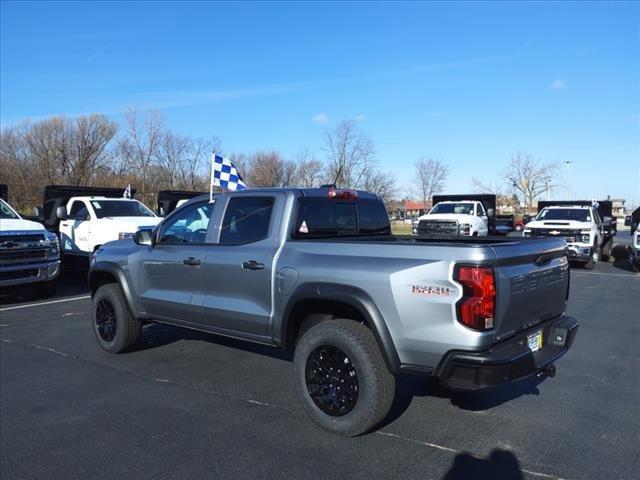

435,315,579,391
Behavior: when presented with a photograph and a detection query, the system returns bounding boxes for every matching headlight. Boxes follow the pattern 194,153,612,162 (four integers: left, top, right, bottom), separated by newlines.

44,232,59,254
458,223,471,235
118,232,135,240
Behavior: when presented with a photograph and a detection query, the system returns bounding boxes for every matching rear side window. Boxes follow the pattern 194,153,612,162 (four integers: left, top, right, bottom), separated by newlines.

220,197,274,245
293,198,390,238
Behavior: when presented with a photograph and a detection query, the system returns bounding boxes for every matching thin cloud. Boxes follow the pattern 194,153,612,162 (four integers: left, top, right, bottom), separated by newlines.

354,113,366,122
2,53,521,123
87,48,105,62
312,113,329,124
551,79,567,90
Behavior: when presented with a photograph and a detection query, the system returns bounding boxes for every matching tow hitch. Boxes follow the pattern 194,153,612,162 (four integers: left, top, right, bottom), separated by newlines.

538,364,556,378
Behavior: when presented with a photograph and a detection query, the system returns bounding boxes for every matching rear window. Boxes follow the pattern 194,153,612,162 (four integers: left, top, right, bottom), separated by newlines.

293,198,390,238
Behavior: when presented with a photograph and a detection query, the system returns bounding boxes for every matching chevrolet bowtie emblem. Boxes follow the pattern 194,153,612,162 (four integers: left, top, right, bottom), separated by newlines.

549,230,560,235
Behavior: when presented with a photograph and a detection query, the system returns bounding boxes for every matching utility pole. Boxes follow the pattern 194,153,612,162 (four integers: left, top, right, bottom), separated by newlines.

564,160,572,200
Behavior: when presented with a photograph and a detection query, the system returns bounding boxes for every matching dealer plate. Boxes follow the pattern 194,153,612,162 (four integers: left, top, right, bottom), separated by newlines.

528,330,543,352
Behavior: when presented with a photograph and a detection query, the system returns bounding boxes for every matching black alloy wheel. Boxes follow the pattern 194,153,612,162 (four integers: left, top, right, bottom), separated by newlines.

305,345,359,416
95,298,117,342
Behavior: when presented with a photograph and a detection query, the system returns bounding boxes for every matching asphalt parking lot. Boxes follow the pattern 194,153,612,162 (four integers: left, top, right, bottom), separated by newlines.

1,237,638,480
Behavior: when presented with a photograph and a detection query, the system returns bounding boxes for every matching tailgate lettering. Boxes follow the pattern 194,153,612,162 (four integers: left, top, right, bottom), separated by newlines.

512,265,568,295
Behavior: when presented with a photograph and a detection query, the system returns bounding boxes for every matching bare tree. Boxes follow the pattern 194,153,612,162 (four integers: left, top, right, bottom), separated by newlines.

117,108,165,204
248,151,297,188
362,167,397,205
24,116,74,184
71,114,117,185
503,152,558,208
178,136,221,191
156,130,191,188
470,177,502,195
0,123,38,211
324,120,375,188
294,148,324,187
414,157,450,207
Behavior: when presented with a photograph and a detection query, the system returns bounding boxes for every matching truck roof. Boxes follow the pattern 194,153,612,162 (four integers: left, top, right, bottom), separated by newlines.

203,187,381,200
542,205,591,210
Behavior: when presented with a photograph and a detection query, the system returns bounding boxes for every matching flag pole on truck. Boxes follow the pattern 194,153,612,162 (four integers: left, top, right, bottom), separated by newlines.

210,153,247,200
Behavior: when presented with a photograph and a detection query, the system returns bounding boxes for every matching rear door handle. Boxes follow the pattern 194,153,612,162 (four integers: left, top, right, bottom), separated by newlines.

242,260,265,270
183,257,201,266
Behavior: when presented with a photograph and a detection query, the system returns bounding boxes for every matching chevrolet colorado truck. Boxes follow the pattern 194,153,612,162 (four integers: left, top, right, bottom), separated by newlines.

524,200,616,269
0,197,60,296
415,194,496,237
88,187,578,435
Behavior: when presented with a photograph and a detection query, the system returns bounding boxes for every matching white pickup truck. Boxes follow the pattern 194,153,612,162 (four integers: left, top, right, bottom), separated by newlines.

0,197,60,296
524,202,616,269
56,196,161,256
415,200,491,236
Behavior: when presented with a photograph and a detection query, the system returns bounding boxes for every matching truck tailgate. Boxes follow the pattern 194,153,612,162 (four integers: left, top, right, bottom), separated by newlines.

491,238,569,341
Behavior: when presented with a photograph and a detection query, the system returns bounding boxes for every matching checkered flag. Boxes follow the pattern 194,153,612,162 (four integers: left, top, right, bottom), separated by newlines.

211,154,247,192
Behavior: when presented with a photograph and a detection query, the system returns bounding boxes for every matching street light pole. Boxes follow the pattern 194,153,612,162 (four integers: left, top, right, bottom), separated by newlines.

564,160,573,200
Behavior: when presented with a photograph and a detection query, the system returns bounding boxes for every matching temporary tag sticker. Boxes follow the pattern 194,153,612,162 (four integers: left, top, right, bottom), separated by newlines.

299,221,309,233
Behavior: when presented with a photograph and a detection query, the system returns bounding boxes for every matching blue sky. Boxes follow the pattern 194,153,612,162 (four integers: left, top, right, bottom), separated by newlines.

1,1,638,205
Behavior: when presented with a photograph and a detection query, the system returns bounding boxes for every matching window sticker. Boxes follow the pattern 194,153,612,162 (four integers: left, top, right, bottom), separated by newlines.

92,202,102,209
299,220,309,234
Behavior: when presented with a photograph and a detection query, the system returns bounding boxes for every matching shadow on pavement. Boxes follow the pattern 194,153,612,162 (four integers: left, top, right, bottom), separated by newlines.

610,244,636,273
0,265,89,306
443,449,525,480
136,322,293,362
379,373,545,428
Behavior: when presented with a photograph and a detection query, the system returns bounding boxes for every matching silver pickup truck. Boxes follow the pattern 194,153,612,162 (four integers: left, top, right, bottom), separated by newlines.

88,187,578,436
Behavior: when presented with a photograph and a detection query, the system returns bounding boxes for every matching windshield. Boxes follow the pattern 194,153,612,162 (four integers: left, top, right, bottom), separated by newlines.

0,200,20,219
90,200,155,218
536,208,591,222
429,202,474,215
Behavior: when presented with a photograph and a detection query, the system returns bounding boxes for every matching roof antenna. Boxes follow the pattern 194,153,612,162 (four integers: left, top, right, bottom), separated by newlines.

321,164,343,189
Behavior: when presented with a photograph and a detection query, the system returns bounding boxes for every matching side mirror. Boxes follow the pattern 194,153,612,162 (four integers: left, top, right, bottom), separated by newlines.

603,216,613,224
56,206,68,220
134,229,154,246
624,216,631,226
486,208,494,217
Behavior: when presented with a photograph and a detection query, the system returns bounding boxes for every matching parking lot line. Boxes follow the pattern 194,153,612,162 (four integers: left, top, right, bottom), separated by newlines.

0,295,91,312
571,271,639,278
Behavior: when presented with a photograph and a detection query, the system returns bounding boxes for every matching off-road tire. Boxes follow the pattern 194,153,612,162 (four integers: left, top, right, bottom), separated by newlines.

92,283,142,353
293,319,395,436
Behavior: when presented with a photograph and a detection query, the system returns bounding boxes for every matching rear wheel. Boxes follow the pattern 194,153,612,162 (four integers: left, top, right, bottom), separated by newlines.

293,319,395,436
92,283,142,353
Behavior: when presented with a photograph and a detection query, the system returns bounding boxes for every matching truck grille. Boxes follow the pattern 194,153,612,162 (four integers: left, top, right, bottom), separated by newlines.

418,220,458,236
0,268,39,281
526,228,581,243
0,233,49,267
0,249,48,264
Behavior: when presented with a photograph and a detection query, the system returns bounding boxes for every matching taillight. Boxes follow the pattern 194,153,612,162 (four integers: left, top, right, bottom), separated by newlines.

455,265,495,331
327,188,358,200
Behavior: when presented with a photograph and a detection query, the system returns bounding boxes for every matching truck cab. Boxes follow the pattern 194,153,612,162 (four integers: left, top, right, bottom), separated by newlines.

415,200,490,236
57,196,161,255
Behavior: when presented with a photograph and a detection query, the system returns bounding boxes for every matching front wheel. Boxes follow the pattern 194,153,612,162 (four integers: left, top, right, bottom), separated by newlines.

92,284,142,353
293,319,395,436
